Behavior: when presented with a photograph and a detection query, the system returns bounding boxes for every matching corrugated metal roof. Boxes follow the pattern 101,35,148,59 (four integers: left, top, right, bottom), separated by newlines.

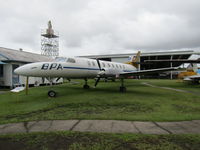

0,61,6,64
79,50,197,58
0,47,54,62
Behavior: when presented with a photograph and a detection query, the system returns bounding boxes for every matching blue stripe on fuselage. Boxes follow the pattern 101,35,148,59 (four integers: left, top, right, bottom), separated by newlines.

63,66,136,73
123,70,136,72
63,66,100,70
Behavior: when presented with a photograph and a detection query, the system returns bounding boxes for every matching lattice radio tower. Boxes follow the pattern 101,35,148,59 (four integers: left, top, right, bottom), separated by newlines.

41,21,59,57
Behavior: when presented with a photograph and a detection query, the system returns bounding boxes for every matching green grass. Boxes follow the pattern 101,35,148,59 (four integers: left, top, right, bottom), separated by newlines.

145,79,200,93
0,131,200,150
0,79,200,124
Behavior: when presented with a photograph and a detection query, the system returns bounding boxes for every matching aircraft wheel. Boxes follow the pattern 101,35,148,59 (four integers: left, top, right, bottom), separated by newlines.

48,90,57,97
119,86,126,92
83,85,90,89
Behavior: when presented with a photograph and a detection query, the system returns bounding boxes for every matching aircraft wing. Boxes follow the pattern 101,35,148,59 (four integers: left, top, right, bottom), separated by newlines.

185,75,200,79
119,67,177,77
144,59,200,63
183,75,200,82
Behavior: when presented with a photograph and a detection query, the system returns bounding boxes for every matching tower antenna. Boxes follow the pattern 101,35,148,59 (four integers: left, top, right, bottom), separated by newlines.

41,21,59,57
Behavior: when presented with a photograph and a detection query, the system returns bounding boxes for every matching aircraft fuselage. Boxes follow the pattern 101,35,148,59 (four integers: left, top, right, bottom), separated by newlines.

14,57,137,79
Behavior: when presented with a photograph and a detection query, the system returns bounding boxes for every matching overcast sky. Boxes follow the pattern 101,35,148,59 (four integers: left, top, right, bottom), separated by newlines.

0,0,200,56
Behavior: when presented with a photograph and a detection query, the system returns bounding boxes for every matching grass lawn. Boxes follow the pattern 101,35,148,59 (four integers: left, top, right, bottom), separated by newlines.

0,79,200,124
0,131,200,150
145,79,200,93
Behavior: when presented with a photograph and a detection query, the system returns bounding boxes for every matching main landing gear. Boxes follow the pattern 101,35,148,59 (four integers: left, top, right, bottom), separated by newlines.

48,90,57,97
47,77,57,98
119,78,126,92
83,78,90,89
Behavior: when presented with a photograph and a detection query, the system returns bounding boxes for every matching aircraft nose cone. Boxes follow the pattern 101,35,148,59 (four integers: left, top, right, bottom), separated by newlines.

14,67,23,75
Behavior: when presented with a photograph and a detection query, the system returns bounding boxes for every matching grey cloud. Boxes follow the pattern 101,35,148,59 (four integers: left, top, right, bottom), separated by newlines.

0,0,200,56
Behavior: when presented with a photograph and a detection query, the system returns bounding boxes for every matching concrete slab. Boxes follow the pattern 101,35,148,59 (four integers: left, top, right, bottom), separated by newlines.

28,121,53,132
0,124,8,129
0,120,200,135
156,122,187,134
74,120,140,133
111,120,139,133
134,122,169,134
0,123,26,135
175,121,200,134
192,120,200,125
73,120,113,133
48,120,79,131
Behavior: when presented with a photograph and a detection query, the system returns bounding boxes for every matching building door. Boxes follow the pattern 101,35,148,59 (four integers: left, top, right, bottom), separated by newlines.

12,64,19,86
0,64,3,86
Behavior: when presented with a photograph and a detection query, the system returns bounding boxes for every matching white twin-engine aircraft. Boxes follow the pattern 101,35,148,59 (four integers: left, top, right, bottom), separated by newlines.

14,51,177,97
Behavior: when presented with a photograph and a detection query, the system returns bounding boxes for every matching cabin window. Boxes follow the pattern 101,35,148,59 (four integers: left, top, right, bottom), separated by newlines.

92,61,96,66
116,64,119,68
123,65,125,69
107,63,111,67
87,61,91,66
119,65,122,69
112,64,115,68
102,62,105,67
66,58,76,63
0,65,3,77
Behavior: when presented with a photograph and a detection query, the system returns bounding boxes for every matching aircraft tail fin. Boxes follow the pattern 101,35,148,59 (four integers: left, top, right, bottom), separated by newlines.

126,51,141,68
187,63,198,74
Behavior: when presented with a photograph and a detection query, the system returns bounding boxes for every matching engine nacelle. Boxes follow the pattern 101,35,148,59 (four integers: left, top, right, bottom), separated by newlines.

98,68,120,77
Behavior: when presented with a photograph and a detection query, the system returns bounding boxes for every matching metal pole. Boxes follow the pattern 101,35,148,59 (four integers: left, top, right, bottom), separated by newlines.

170,55,173,80
138,52,141,79
25,76,29,95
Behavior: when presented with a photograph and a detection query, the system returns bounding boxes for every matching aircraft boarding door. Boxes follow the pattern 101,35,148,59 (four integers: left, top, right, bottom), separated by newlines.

12,64,20,86
87,60,96,77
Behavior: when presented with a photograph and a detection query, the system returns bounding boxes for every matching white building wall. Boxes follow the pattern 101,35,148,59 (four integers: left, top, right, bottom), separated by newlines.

0,63,63,88
3,64,12,87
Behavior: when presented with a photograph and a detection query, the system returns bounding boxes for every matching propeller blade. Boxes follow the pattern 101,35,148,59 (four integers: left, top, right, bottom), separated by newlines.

56,77,61,82
96,58,101,70
94,77,101,87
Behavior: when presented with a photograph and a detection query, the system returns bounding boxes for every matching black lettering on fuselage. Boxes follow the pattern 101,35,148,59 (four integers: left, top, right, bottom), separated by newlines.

57,64,63,70
41,63,63,70
41,63,49,70
50,63,57,70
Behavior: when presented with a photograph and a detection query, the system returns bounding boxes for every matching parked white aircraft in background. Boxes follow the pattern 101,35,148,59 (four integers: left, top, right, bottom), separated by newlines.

145,59,200,84
182,64,200,83
14,52,177,97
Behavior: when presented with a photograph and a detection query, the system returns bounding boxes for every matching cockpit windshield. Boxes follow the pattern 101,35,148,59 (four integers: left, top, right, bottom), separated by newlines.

55,57,76,63
66,58,76,63
55,57,67,62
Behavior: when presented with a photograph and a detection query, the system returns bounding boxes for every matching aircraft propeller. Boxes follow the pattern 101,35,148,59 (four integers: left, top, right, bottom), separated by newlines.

95,59,104,87
56,77,61,82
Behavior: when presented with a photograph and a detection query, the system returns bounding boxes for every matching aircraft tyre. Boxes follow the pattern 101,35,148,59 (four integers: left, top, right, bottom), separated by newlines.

120,86,126,92
48,90,57,97
83,85,90,89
